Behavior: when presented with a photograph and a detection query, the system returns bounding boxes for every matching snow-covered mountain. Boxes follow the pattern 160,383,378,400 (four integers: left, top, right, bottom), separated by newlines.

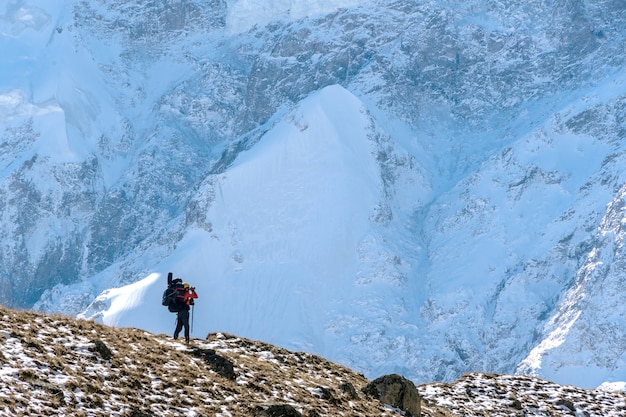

1,0,626,389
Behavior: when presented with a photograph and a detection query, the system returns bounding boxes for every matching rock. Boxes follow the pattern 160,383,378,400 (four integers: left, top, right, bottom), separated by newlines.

362,374,421,417
189,347,236,380
339,381,359,400
90,339,113,360
252,403,302,417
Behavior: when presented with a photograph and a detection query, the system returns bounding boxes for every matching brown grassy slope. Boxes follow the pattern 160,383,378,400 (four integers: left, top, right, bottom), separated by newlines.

4,305,623,417
0,306,415,416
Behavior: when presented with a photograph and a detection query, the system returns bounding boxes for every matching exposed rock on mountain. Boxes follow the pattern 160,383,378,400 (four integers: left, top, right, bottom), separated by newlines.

364,374,422,417
421,372,626,417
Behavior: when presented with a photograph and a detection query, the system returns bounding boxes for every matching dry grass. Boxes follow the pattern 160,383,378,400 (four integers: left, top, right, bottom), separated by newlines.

1,306,625,417
419,372,626,417
0,306,402,416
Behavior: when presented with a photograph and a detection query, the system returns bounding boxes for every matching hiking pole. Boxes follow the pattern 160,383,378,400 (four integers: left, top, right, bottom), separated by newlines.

191,304,194,334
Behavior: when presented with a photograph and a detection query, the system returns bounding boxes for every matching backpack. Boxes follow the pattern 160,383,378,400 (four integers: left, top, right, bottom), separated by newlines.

162,278,184,313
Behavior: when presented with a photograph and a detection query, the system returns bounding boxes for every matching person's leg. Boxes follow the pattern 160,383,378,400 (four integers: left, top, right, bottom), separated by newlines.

180,309,190,343
174,312,184,339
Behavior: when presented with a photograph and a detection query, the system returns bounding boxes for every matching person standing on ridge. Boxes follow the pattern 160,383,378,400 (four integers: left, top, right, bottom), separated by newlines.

173,282,198,344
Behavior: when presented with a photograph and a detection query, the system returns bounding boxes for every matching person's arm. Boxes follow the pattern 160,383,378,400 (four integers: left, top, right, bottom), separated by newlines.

183,290,198,304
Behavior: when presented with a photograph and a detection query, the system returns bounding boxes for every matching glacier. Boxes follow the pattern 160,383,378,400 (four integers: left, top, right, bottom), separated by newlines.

1,0,626,389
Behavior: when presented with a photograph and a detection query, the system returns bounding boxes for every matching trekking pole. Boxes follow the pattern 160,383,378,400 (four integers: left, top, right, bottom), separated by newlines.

191,304,194,334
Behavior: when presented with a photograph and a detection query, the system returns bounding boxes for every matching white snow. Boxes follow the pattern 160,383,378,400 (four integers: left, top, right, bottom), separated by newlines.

84,84,395,359
2,0,626,394
225,0,366,33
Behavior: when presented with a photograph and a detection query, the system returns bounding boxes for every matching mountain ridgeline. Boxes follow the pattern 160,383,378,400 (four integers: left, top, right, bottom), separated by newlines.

1,0,626,388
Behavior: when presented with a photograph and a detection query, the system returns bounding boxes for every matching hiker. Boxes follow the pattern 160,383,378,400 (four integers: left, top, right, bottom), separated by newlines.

162,273,199,343
173,282,198,344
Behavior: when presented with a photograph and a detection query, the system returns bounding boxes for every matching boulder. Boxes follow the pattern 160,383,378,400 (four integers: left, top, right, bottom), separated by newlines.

362,374,421,417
